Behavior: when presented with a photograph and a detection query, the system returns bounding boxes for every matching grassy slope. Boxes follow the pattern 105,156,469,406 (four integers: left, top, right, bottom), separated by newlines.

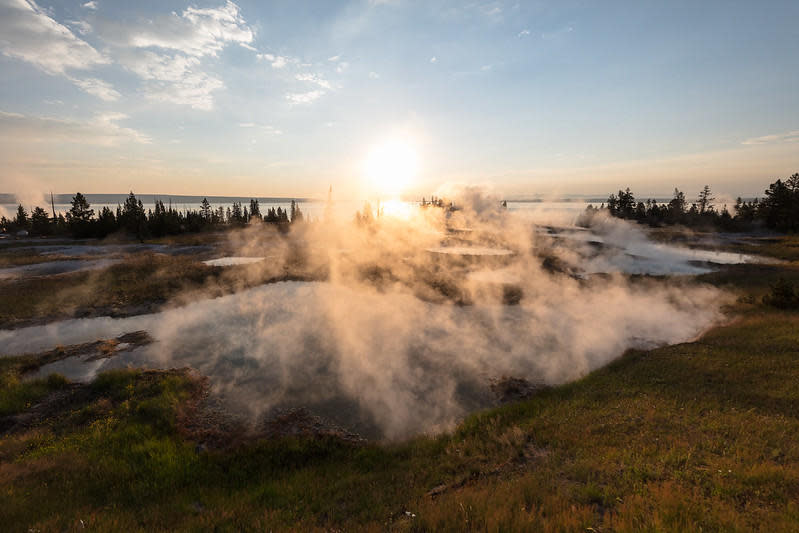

1,240,799,531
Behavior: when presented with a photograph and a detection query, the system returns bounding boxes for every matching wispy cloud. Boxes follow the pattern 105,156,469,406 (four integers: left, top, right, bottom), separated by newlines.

143,71,224,111
517,29,530,37
285,90,325,105
66,19,92,35
105,1,254,110
0,0,116,100
368,71,380,79
295,73,331,89
67,76,120,101
257,53,292,69
111,0,254,58
82,1,97,9
0,110,150,145
741,130,799,145
479,2,503,21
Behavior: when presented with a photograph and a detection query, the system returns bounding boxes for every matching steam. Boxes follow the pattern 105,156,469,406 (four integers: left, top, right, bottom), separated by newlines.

0,186,732,439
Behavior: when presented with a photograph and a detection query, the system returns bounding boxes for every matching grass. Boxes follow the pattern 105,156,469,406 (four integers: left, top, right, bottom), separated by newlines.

1,238,799,530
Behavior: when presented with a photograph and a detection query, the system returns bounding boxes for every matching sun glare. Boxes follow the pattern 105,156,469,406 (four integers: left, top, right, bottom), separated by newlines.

363,138,419,197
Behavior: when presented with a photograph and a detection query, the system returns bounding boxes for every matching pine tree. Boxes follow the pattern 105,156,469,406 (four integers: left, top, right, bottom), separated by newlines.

30,206,51,235
697,185,715,214
14,204,29,230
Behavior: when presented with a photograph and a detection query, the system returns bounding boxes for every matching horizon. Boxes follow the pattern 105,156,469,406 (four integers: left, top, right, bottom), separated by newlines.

1,0,797,199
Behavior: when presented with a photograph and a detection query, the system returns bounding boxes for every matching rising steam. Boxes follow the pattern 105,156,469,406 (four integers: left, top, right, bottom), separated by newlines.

0,186,731,439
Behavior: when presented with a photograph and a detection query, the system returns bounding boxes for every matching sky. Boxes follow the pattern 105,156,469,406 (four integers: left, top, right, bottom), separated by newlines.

0,0,797,200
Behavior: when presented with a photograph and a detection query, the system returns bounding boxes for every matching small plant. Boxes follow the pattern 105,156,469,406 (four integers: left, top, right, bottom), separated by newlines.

762,277,799,309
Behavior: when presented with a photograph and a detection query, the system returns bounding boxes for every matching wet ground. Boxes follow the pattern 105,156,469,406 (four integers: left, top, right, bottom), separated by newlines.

0,225,782,439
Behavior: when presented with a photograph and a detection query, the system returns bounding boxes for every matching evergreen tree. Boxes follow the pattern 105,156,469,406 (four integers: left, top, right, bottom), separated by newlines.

66,193,95,237
14,204,29,230
30,206,51,235
121,191,147,240
249,199,261,220
697,185,715,214
200,198,212,220
68,193,94,222
290,200,304,224
97,206,117,237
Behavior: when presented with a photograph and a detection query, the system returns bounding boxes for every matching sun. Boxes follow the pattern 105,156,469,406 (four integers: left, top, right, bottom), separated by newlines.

362,138,419,197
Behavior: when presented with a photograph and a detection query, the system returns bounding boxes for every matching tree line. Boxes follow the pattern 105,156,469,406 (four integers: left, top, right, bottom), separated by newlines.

586,173,799,232
0,192,305,240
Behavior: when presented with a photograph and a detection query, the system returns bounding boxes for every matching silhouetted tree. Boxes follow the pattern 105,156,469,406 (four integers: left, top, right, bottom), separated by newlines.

249,199,261,221
67,193,94,237
97,206,117,237
697,185,715,215
120,191,147,240
290,200,304,224
14,204,30,231
200,198,212,221
30,206,51,235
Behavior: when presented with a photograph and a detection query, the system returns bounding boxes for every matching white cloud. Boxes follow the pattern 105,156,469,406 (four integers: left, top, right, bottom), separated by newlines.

270,55,288,68
239,122,255,127
120,51,198,82
517,29,530,37
117,1,254,58
336,61,349,73
481,64,492,71
742,130,799,145
0,0,108,74
118,50,224,109
0,0,109,74
0,109,150,145
110,1,256,112
295,72,331,89
430,56,437,63
0,0,117,100
94,1,253,110
328,55,340,62
285,90,325,105
368,71,380,79
257,53,293,69
66,19,92,35
82,1,97,9
67,76,120,101
142,70,224,111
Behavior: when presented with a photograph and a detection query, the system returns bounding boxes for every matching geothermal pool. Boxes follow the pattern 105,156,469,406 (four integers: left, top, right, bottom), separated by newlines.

0,277,727,439
203,256,265,266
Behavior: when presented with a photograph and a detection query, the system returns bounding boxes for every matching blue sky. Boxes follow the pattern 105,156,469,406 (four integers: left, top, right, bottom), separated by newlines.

0,0,797,200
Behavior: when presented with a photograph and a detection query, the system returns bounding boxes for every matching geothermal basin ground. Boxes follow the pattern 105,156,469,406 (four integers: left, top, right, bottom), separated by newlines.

1,210,799,531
